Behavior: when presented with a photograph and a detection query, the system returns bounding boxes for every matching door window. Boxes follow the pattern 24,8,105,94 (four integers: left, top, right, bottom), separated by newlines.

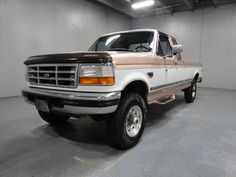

157,35,172,56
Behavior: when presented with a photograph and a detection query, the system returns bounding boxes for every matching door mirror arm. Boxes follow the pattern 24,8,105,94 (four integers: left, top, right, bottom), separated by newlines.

163,53,173,59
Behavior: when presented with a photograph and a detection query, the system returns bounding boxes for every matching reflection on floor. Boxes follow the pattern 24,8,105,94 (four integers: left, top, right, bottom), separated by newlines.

0,88,236,177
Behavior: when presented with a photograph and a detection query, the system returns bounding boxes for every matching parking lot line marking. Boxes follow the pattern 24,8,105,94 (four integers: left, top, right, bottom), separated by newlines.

103,152,128,172
73,156,96,169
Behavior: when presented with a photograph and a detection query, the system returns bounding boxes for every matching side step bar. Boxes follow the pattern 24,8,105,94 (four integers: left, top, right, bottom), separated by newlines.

150,95,176,105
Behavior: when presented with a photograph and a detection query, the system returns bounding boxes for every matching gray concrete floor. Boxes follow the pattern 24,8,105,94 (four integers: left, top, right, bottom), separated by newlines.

0,88,236,177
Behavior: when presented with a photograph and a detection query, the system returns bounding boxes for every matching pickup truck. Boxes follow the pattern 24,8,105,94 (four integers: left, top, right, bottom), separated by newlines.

22,29,203,149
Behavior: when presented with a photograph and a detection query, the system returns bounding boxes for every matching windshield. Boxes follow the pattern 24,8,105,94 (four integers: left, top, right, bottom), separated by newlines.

89,31,154,52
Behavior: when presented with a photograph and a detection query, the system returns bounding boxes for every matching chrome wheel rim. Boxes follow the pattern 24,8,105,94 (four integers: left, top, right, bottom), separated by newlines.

192,83,197,98
125,105,143,137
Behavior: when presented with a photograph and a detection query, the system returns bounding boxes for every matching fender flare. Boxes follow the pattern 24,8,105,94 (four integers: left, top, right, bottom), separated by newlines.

193,71,200,80
119,72,150,93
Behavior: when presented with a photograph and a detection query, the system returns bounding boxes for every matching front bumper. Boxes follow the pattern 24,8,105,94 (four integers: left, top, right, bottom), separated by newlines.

22,87,121,116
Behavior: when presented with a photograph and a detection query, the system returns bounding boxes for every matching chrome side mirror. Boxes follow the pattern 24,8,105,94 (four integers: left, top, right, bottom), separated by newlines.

172,44,183,54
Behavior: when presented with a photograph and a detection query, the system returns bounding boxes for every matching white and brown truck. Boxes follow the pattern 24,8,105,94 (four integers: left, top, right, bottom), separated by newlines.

22,29,203,149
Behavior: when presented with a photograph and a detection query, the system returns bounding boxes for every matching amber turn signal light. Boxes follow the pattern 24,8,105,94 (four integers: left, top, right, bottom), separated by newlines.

79,77,115,85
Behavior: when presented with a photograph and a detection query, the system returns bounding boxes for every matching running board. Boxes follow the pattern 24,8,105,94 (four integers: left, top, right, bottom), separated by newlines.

151,95,176,105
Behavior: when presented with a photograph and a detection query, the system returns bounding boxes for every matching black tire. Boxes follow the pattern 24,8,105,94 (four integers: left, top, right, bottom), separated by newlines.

184,81,197,103
38,111,70,126
107,92,147,150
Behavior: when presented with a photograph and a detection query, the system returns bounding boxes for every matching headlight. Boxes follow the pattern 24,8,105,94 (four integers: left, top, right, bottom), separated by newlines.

79,64,115,85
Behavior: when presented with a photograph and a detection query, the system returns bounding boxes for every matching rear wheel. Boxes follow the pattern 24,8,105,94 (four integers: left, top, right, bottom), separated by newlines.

107,92,147,149
38,111,70,126
184,81,197,103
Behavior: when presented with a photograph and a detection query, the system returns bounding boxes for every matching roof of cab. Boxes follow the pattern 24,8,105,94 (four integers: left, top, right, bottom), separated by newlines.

100,29,175,39
100,29,157,37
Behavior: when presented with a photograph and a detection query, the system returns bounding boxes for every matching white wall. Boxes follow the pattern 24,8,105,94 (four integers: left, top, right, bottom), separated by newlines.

1,1,235,98
132,4,236,90
0,0,130,98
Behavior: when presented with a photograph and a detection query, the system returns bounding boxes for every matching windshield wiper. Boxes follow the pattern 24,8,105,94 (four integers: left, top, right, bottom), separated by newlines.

107,48,136,52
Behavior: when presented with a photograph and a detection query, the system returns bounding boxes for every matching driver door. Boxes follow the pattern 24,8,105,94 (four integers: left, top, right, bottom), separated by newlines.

158,35,176,85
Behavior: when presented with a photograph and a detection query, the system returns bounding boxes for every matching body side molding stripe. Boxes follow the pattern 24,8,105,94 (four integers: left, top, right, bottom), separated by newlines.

150,78,193,91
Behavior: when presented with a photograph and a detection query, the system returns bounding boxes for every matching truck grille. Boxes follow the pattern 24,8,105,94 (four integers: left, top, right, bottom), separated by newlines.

27,64,78,88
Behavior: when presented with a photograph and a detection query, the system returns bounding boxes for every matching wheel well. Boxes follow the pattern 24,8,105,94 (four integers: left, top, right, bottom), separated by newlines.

122,81,148,102
194,73,199,81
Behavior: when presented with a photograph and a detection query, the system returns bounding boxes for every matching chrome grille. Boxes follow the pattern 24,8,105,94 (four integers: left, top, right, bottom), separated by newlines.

27,64,78,88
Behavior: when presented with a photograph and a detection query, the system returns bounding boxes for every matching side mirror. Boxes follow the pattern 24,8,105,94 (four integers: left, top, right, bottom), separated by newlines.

172,44,183,55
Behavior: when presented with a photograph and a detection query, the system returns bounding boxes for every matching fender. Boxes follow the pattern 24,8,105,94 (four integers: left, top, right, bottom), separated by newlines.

193,68,203,80
115,71,151,92
193,71,199,79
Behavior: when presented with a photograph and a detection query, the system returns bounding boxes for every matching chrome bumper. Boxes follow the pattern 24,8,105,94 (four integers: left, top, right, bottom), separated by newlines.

22,87,121,116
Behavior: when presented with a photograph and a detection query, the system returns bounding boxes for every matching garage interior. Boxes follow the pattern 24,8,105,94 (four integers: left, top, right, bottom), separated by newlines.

1,0,236,176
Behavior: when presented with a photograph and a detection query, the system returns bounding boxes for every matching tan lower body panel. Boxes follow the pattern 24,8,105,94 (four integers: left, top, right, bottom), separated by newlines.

147,80,192,104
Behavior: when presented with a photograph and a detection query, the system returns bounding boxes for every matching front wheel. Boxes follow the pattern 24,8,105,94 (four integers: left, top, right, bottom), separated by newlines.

107,92,147,149
38,111,70,126
184,81,197,103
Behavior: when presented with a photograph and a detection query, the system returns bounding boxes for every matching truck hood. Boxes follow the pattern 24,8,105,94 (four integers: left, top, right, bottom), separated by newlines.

108,51,156,65
24,51,113,65
24,51,155,65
